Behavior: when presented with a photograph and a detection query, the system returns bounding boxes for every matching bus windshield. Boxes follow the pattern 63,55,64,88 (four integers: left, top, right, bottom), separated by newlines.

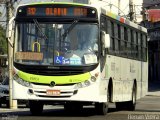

14,21,99,66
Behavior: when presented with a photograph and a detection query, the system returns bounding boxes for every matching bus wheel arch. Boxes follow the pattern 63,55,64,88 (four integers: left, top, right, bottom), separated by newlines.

108,78,113,102
133,79,137,97
94,78,112,115
115,79,137,111
129,79,137,111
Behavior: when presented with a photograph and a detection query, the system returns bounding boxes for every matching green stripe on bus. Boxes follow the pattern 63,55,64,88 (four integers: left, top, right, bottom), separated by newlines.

17,71,90,84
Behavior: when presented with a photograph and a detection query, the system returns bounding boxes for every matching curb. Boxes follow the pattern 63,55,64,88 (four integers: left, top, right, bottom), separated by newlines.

146,92,160,97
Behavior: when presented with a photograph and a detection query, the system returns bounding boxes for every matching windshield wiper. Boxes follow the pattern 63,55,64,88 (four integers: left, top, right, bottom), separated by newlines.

33,19,48,40
61,20,79,40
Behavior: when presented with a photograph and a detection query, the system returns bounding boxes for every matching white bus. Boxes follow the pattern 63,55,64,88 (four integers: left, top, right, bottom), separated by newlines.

7,2,148,115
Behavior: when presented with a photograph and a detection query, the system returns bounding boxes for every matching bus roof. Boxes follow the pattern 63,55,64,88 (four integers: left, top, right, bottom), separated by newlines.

15,2,147,33
16,2,90,8
101,8,147,33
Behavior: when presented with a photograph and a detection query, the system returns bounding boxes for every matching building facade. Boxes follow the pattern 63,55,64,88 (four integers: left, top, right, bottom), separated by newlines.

142,0,160,83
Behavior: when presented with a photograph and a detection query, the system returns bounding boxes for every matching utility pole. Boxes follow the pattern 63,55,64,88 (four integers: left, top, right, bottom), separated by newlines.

129,0,134,21
6,1,10,26
6,0,17,109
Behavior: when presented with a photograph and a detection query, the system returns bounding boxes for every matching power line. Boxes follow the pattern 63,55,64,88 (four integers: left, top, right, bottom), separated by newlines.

122,4,129,12
129,0,134,21
99,0,128,19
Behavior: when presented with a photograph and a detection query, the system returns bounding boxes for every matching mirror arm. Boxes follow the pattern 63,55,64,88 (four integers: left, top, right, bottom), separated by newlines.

7,38,13,48
6,17,15,48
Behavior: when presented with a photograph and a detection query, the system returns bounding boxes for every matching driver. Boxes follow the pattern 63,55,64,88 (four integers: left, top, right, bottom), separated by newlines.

64,29,82,58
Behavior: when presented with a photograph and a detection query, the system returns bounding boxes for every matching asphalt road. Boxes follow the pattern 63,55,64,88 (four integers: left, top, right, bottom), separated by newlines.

0,95,160,120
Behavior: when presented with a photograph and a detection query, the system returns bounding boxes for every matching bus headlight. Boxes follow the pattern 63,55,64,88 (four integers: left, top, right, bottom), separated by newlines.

77,83,83,88
74,73,98,89
13,74,32,87
75,80,92,89
91,76,96,82
84,80,90,86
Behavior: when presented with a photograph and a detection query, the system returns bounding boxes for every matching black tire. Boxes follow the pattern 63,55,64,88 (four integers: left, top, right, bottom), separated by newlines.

64,103,72,112
95,102,108,115
127,84,136,111
95,87,110,115
29,100,43,115
6,102,9,108
64,102,83,113
115,102,124,111
26,101,30,108
116,84,136,111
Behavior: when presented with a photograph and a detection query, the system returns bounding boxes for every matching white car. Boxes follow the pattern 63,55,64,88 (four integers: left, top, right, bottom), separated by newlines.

0,77,9,107
0,77,29,108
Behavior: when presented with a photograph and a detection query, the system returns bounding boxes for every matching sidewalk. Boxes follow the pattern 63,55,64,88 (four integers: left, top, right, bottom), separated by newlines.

0,107,25,113
147,91,160,96
0,108,19,112
0,106,28,113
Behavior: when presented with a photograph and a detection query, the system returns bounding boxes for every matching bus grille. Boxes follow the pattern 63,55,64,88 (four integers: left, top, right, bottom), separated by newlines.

32,82,76,86
33,90,78,98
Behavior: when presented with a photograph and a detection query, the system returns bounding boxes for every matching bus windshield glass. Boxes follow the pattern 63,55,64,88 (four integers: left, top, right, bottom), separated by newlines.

14,21,99,66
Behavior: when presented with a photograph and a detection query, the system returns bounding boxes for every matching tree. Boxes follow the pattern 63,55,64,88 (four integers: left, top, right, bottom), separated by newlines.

0,25,7,54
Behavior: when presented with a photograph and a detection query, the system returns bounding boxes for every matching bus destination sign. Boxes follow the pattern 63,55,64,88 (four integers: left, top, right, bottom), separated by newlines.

27,7,88,17
17,5,97,18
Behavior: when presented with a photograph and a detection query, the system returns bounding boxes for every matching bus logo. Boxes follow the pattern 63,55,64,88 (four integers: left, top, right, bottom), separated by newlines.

50,81,56,87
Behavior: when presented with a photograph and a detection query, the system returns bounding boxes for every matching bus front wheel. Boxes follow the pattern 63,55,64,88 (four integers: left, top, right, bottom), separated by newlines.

95,102,108,115
29,100,44,115
64,102,83,113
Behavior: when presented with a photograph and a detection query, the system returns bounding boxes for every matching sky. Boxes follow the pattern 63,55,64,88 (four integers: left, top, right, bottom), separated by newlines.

0,0,143,27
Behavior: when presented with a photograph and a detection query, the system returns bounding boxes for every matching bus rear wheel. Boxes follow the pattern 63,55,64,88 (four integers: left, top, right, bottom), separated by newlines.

116,84,136,111
127,84,136,111
29,100,44,115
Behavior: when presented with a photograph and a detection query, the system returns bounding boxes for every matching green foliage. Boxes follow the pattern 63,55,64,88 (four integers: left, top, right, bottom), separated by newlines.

0,25,7,54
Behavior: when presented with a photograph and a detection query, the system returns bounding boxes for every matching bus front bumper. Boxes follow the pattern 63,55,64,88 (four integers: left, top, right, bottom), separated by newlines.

13,80,108,103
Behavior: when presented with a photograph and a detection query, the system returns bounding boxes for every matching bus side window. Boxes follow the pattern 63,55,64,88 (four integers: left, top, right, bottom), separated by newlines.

124,27,128,57
120,26,125,56
110,21,115,54
127,29,131,58
114,23,119,55
107,20,113,54
133,31,137,59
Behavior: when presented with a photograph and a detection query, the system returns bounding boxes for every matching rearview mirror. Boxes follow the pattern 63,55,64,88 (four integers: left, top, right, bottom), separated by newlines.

101,31,110,48
101,31,110,56
104,34,110,48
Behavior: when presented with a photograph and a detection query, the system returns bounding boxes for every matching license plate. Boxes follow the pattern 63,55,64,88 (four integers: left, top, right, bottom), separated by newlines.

46,90,60,96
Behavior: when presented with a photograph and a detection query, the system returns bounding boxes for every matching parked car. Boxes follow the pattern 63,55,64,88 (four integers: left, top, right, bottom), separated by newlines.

0,76,9,107
0,76,29,108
